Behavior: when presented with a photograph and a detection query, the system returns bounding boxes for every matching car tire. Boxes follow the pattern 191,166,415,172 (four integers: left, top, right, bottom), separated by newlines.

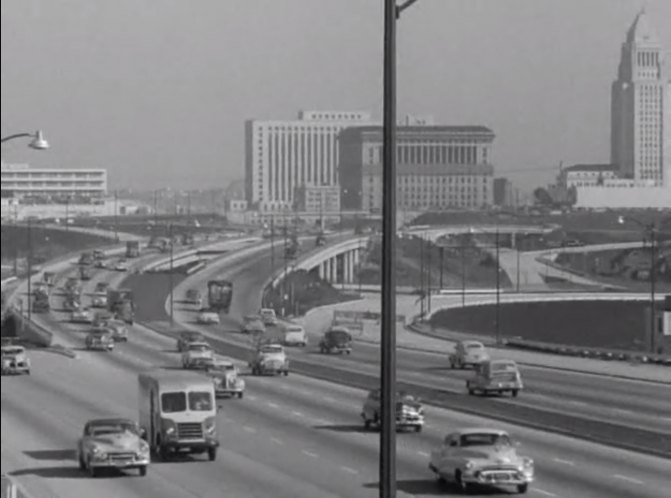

364,419,371,430
517,483,528,494
455,470,467,492
138,466,147,477
26,370,31,375
78,453,85,470
512,389,519,398
467,388,475,396
207,447,217,461
238,392,244,399
415,425,422,433
346,351,351,355
89,460,99,478
283,371,289,376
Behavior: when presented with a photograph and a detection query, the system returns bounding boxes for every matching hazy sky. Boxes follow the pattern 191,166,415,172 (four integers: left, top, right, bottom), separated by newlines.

1,0,670,194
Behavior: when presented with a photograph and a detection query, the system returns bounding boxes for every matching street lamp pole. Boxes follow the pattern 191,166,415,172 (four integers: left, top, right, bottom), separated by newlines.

114,190,119,242
169,223,174,328
427,237,432,315
461,245,466,307
439,246,444,290
1,130,49,149
26,218,33,320
495,224,501,346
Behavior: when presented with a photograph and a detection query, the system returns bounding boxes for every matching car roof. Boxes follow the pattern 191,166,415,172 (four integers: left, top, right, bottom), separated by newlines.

86,417,136,428
2,345,25,352
452,428,510,437
328,327,351,334
489,359,517,366
461,340,484,347
188,341,211,347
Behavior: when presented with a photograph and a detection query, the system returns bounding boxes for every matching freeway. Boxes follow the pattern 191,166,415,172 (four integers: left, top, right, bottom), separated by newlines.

156,246,671,441
3,303,670,498
2,241,669,498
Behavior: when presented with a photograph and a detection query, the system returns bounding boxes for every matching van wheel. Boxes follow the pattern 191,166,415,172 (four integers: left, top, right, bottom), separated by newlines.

207,448,217,461
78,453,85,470
512,389,519,398
138,466,147,476
517,483,528,494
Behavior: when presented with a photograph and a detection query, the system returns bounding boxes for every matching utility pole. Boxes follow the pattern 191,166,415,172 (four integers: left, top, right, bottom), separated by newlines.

439,246,444,291
495,225,501,346
26,218,33,320
114,190,119,242
461,245,466,307
426,237,431,315
649,227,657,354
419,236,425,317
169,223,174,328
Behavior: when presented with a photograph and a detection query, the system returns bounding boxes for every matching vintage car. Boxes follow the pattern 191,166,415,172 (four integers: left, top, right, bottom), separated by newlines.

361,389,424,432
185,288,203,307
85,330,115,351
207,359,245,398
449,340,490,369
94,259,109,269
93,310,114,330
466,360,524,397
259,308,278,327
71,307,93,324
63,298,82,311
95,282,110,294
282,324,307,347
319,327,353,355
428,428,534,493
91,292,108,308
76,418,150,477
197,308,221,325
241,315,266,335
1,345,31,375
114,259,129,272
249,343,289,376
176,330,206,352
182,342,215,369
106,320,129,342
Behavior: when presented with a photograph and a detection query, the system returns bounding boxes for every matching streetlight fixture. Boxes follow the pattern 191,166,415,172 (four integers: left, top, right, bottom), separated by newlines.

380,1,420,496
617,215,659,354
1,130,49,150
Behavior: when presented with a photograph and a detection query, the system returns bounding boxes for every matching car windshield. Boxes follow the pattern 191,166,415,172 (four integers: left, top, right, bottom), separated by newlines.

491,362,517,372
327,331,351,341
161,392,187,413
189,344,211,352
460,433,512,447
89,422,139,437
2,347,24,355
466,343,484,350
188,391,213,411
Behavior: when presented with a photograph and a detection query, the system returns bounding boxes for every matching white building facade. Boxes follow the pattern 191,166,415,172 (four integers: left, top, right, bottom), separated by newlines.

610,9,670,186
1,161,107,200
245,110,373,213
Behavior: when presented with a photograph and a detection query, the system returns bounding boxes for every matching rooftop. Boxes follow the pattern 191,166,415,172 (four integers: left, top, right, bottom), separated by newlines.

626,9,661,45
343,125,494,136
564,164,619,173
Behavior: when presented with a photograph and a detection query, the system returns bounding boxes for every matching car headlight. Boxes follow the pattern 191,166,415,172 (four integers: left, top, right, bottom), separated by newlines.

138,441,150,455
204,416,216,435
520,457,534,469
464,461,475,470
91,446,106,459
162,418,177,436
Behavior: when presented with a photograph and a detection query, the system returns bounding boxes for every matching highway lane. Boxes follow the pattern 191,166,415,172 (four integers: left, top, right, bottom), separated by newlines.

155,246,671,435
4,327,669,498
4,245,669,498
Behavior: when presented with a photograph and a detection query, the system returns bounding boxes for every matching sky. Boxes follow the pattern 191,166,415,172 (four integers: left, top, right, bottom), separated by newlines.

1,0,670,194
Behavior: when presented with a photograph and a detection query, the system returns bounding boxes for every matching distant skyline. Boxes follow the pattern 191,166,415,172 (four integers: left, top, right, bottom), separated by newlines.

2,0,670,194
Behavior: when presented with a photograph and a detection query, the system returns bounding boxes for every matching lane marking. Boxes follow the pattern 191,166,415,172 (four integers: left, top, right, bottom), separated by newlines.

267,402,280,409
243,426,256,434
340,466,359,474
416,450,430,457
659,416,671,422
568,400,587,406
247,395,257,401
271,437,284,445
291,410,304,417
535,489,558,497
323,396,335,402
302,450,319,458
552,458,575,466
612,474,643,485
612,408,633,414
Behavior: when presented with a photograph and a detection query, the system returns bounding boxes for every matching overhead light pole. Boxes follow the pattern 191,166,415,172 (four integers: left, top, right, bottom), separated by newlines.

380,1,420,496
1,130,49,149
618,215,659,354
169,222,174,328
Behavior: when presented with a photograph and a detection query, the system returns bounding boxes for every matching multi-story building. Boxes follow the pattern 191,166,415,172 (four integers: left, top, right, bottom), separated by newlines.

293,185,340,214
1,162,107,202
338,125,495,212
493,178,514,207
245,110,373,212
610,9,670,185
559,164,620,189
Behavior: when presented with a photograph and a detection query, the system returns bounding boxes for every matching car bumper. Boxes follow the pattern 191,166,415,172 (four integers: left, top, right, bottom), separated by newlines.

215,387,244,395
1,365,30,374
89,456,150,469
396,416,424,426
462,469,534,486
162,439,219,450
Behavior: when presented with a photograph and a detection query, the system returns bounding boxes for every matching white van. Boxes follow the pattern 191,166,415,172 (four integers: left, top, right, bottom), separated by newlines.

283,324,307,347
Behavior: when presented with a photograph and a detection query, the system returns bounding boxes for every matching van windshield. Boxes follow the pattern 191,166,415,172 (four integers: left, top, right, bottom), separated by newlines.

189,391,213,411
161,392,187,413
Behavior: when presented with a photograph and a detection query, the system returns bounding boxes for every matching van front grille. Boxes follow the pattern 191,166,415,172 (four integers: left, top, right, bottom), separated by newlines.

177,422,203,439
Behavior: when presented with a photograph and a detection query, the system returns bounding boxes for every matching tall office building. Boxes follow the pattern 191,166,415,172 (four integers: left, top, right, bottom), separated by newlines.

610,9,670,186
245,110,373,212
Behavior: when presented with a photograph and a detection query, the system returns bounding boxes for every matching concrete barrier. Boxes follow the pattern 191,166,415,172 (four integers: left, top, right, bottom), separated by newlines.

6,310,53,347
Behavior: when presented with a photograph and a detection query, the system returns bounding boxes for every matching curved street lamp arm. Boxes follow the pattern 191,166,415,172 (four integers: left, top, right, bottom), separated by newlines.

396,0,420,18
1,133,34,144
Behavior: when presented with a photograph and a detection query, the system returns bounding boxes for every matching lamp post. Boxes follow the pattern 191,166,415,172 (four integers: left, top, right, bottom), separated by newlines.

495,223,501,346
26,218,33,320
169,222,174,328
618,216,658,353
380,1,420,496
113,190,119,242
1,130,49,149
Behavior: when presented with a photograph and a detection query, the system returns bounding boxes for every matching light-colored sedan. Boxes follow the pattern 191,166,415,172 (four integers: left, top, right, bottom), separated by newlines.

1,345,31,375
91,293,108,308
114,260,129,272
449,340,490,369
77,418,150,477
71,308,93,324
182,342,214,369
428,428,534,494
197,308,220,325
